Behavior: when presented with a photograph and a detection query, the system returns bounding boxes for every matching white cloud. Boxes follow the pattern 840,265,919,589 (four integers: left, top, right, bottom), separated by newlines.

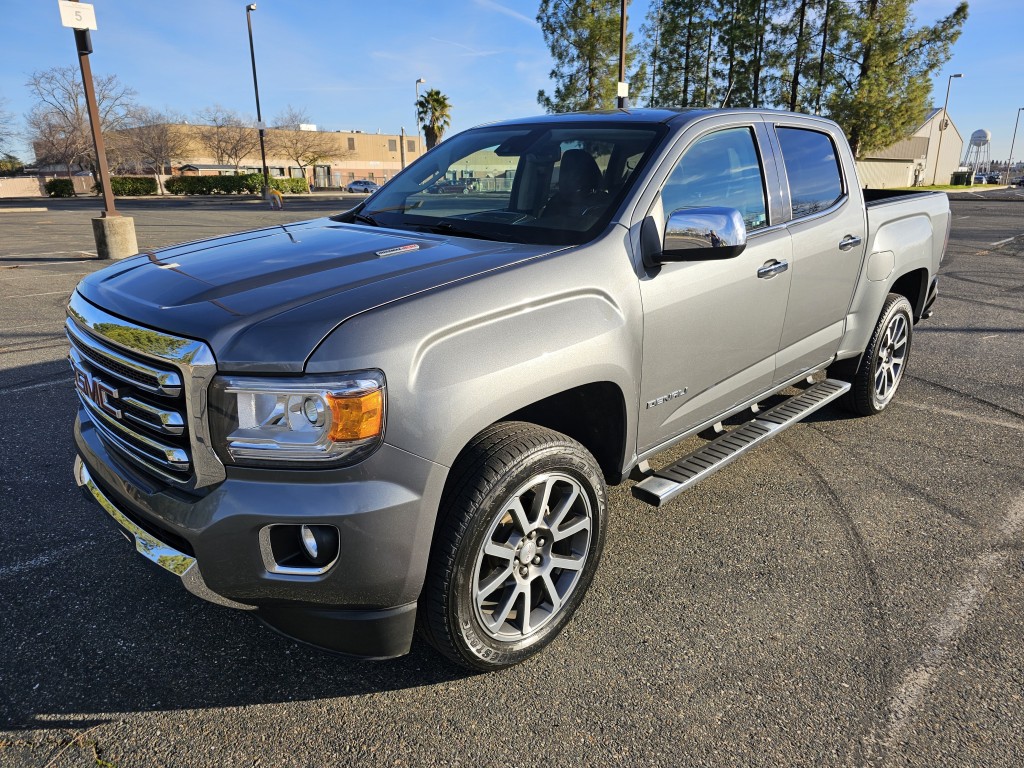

472,0,538,27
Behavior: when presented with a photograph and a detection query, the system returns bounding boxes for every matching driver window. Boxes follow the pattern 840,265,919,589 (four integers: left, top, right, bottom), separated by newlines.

662,127,768,231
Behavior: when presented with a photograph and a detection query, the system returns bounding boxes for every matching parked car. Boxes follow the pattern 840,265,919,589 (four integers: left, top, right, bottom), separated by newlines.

973,173,987,184
985,173,1002,184
346,179,380,193
426,179,476,194
70,108,950,671
1011,176,1024,187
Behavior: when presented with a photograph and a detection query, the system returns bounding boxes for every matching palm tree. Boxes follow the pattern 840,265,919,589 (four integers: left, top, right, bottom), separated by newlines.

416,89,452,150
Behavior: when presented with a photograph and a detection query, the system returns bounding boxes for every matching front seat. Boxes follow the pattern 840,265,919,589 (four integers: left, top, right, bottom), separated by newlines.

543,149,604,219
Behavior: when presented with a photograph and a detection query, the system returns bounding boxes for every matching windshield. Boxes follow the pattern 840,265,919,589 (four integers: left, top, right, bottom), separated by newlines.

335,122,665,246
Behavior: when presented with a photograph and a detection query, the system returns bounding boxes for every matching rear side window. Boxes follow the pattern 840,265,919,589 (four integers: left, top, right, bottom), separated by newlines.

777,127,844,218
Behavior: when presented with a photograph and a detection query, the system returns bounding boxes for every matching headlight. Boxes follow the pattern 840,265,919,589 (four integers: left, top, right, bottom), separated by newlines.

209,371,385,468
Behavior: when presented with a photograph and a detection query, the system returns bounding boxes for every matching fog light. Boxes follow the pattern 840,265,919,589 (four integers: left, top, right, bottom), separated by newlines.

300,524,319,558
261,523,340,575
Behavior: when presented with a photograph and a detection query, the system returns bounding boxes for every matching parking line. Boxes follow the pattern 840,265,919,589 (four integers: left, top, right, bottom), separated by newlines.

865,493,1024,755
6,377,71,394
989,236,1016,247
9,290,74,298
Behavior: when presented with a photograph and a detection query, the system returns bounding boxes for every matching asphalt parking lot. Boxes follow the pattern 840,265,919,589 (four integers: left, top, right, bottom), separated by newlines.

1,188,1022,767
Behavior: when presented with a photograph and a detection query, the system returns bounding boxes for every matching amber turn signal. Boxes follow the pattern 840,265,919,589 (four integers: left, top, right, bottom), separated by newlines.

327,389,384,441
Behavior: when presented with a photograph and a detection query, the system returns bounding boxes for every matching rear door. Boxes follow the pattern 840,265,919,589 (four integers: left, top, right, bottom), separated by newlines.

769,122,867,383
636,121,792,454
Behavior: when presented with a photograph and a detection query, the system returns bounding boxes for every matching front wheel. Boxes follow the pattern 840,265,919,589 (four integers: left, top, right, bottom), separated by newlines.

834,293,914,416
419,422,607,671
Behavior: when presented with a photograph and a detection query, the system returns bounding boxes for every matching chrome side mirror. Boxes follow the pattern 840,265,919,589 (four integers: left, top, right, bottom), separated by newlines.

660,206,747,262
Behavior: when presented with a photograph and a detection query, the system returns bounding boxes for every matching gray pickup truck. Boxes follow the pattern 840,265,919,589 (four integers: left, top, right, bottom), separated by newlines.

70,108,949,671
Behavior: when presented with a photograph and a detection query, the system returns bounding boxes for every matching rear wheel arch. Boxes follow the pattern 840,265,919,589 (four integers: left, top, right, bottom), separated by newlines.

889,267,929,321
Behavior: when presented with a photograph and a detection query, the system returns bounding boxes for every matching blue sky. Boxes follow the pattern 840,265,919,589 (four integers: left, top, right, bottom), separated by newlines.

2,1,1021,162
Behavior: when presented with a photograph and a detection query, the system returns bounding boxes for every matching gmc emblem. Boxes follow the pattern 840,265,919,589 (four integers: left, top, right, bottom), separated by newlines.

71,359,123,419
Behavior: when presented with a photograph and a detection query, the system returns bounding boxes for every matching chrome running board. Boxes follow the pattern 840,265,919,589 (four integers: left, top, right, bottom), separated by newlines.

631,379,851,507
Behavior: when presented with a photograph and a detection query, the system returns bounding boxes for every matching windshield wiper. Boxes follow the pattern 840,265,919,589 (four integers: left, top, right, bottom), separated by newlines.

351,212,380,226
422,221,502,242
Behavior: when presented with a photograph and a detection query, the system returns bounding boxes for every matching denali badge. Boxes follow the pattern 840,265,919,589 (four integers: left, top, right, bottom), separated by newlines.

375,244,420,257
646,388,687,409
70,359,122,419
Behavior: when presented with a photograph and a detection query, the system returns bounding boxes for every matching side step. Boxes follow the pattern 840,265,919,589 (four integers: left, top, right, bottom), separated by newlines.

631,379,851,507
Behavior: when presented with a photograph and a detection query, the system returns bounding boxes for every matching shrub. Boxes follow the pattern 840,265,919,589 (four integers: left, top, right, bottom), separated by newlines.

164,173,267,195
94,176,158,196
270,177,309,194
45,178,75,197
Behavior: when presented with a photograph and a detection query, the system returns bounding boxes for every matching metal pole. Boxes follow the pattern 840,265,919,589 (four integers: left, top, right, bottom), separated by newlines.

1004,107,1023,185
932,73,962,186
68,1,116,217
617,0,628,109
415,78,426,154
76,35,117,217
650,2,661,106
246,5,269,198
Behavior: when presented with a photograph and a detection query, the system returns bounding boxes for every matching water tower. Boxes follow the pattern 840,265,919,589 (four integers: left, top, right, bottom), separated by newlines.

962,129,992,174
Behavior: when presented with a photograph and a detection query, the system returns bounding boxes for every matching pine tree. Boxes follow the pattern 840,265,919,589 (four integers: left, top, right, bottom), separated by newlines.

537,0,646,112
641,1,714,108
827,0,968,156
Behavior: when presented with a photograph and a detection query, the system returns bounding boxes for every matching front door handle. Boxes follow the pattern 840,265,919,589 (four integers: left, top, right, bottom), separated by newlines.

839,234,863,251
757,260,789,279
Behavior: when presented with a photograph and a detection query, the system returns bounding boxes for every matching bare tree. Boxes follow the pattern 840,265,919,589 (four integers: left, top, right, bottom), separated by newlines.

122,108,194,193
270,106,340,184
195,105,260,172
25,66,137,182
0,95,15,156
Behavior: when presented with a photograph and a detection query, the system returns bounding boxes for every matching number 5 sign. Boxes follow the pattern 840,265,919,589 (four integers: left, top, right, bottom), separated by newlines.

58,1,98,31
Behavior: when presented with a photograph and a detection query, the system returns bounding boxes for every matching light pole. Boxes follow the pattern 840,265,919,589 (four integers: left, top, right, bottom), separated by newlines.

1004,107,1024,184
415,78,426,154
245,4,270,199
617,0,628,108
931,72,963,185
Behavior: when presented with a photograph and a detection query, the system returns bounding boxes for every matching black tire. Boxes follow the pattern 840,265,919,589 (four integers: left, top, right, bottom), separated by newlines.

833,293,914,416
419,422,607,671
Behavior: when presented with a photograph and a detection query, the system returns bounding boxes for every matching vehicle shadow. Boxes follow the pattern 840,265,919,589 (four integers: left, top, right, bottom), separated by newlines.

0,362,470,732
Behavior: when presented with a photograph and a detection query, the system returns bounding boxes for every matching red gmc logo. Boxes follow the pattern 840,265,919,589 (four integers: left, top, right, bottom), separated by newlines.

71,359,122,419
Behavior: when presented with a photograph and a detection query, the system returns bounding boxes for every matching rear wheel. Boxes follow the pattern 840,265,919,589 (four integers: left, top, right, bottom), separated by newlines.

419,422,607,671
833,293,913,416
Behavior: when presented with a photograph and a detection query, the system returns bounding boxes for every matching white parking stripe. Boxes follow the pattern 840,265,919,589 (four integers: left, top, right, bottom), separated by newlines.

9,290,74,298
0,542,92,580
864,493,1024,756
6,377,70,394
989,236,1016,247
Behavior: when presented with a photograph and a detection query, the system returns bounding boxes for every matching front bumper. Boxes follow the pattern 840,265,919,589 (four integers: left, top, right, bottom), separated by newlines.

74,411,447,659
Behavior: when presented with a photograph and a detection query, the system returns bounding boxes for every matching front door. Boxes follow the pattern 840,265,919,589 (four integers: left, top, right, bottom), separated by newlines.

637,125,792,455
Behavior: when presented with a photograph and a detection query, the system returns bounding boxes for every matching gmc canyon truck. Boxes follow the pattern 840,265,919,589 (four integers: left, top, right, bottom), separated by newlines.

70,109,949,671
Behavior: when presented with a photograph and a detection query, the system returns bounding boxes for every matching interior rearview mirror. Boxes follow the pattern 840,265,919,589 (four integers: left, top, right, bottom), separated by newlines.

659,206,748,262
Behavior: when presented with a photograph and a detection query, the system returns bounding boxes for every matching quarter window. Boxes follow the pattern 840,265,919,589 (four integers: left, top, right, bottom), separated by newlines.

777,127,843,218
662,127,768,230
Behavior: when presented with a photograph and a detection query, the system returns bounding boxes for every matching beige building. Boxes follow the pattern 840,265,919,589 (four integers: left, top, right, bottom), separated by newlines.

855,108,964,188
167,124,424,187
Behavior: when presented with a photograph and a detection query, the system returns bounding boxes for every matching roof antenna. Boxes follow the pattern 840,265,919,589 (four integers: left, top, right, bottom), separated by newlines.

720,85,733,108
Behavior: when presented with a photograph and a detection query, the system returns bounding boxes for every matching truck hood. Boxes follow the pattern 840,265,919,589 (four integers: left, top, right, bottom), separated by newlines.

76,218,560,372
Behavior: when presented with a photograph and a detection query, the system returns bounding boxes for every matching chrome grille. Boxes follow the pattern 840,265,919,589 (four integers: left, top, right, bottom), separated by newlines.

67,293,226,489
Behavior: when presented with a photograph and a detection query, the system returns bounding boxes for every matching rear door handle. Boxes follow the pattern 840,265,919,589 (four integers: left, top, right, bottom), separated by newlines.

839,235,863,251
757,260,789,279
